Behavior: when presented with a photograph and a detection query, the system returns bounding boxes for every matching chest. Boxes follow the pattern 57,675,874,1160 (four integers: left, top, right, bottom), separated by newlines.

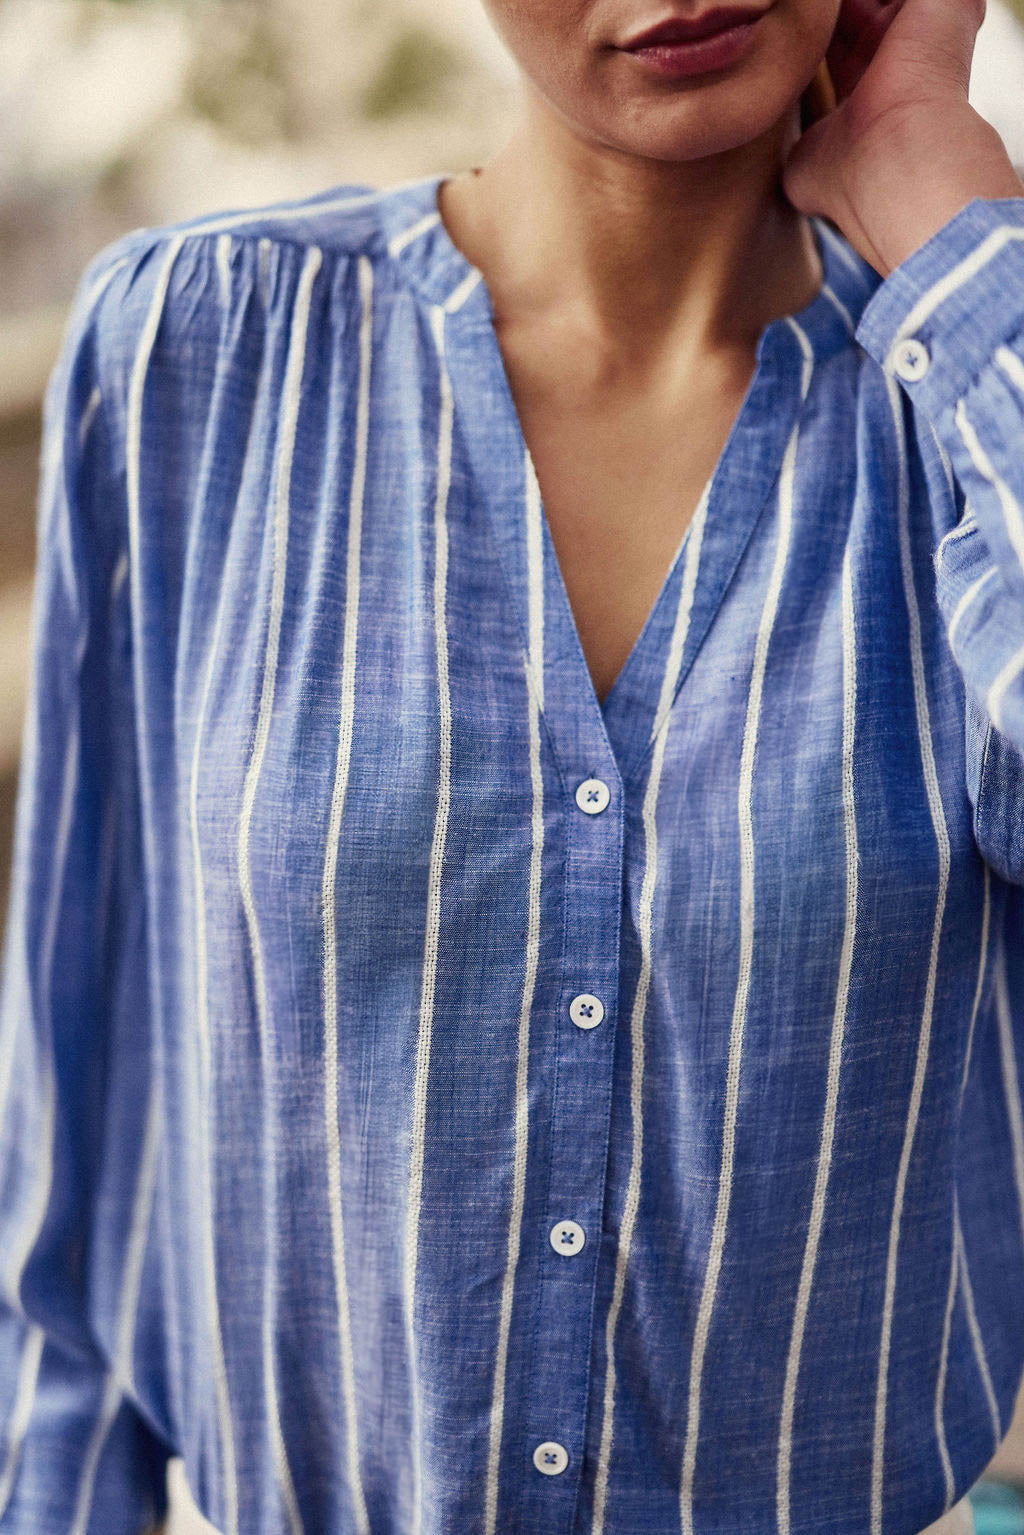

167,334,981,1077
498,342,755,707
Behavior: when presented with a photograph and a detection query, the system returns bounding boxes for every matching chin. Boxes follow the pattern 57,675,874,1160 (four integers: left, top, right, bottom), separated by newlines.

587,100,792,163
547,56,793,161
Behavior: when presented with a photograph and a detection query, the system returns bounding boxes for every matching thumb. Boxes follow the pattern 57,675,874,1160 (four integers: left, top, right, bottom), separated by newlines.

780,114,835,219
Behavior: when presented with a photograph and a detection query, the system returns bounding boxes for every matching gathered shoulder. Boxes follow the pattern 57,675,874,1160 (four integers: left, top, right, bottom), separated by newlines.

59,180,419,418
85,179,393,268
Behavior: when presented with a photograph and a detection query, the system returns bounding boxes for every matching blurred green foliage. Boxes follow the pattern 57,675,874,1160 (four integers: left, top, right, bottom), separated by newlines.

66,0,469,133
360,24,465,121
183,2,299,143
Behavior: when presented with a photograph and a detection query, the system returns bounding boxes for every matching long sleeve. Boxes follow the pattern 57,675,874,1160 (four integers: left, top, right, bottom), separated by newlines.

855,194,1024,885
0,241,172,1531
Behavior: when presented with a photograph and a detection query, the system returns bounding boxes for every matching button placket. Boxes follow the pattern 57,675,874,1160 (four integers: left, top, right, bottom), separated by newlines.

519,760,623,1530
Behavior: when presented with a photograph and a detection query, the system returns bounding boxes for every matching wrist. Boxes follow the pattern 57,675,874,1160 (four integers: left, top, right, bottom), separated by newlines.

847,106,1023,278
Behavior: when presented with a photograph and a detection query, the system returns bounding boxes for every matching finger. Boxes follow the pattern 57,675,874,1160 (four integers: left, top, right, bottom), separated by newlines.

827,0,910,101
873,0,987,97
831,0,908,65
829,0,982,103
832,0,902,52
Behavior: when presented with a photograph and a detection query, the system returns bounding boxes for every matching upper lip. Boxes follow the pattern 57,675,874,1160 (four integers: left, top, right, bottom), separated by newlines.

620,5,768,48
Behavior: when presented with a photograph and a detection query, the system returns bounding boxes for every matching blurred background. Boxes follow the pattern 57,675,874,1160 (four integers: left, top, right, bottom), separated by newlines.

1,1,1024,1525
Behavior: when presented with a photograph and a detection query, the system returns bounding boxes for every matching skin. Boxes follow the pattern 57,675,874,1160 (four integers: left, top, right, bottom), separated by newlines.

436,0,1024,705
782,0,1024,273
439,0,843,361
440,0,1024,350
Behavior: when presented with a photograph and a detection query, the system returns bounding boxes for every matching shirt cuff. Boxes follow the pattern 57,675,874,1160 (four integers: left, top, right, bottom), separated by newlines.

854,195,1024,417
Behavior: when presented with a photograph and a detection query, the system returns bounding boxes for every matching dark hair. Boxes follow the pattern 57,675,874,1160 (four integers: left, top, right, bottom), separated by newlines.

800,59,836,133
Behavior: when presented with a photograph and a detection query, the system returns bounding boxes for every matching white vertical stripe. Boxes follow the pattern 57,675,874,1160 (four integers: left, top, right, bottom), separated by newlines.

870,375,953,1535
388,210,441,257
995,343,1024,395
0,1324,44,1517
216,235,233,309
961,864,991,1108
483,647,543,1535
405,302,457,1535
258,238,272,309
444,268,484,314
67,1376,123,1535
933,865,998,1479
185,523,236,1478
954,1193,1002,1451
927,424,957,507
679,329,814,1535
648,484,711,746
954,1192,1002,1450
822,284,856,336
947,567,998,654
126,234,186,534
237,244,322,1535
933,1190,960,1508
85,253,132,311
78,385,102,450
816,221,875,296
591,474,708,1535
320,256,375,1535
110,550,129,606
94,625,121,965
68,1079,164,1535
523,450,545,712
776,538,859,1535
954,399,1024,584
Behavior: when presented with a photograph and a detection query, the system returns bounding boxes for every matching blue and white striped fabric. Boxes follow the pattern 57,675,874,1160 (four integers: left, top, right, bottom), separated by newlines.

2,172,1024,1535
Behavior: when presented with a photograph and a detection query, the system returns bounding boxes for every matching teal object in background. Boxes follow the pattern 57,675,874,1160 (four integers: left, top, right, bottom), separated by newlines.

969,1480,1024,1535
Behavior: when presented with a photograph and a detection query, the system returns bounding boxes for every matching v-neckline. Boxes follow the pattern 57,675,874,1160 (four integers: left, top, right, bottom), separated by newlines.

382,172,859,788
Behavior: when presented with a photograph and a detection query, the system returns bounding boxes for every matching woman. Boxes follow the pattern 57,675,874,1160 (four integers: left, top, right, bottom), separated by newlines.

1,0,1023,1530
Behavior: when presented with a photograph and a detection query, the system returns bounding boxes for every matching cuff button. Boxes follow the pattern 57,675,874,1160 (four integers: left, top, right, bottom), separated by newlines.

891,338,931,382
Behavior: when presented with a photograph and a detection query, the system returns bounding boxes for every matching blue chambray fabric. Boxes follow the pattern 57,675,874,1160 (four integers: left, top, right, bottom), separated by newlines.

2,173,1024,1535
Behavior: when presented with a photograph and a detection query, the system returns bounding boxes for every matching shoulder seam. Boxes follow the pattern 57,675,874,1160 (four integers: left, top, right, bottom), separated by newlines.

95,182,438,262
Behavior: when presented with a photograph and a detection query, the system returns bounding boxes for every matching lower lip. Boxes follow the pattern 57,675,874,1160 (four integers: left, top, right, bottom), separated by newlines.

623,17,762,77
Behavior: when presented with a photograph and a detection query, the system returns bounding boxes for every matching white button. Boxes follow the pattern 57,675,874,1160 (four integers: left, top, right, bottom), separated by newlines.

569,993,604,1030
890,338,930,381
533,1440,569,1475
549,1219,586,1256
575,778,610,814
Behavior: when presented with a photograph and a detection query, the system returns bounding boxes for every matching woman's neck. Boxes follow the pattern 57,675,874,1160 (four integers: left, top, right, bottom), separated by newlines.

436,85,824,369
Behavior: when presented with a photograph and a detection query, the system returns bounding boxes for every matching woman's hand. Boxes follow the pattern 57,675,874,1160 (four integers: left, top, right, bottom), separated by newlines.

782,0,1024,277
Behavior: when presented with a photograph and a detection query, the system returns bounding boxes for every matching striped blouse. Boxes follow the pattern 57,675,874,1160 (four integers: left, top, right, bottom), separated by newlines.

2,171,1024,1535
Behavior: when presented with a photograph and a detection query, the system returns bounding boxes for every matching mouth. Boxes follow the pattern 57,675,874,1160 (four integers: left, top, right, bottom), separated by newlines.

619,5,771,50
